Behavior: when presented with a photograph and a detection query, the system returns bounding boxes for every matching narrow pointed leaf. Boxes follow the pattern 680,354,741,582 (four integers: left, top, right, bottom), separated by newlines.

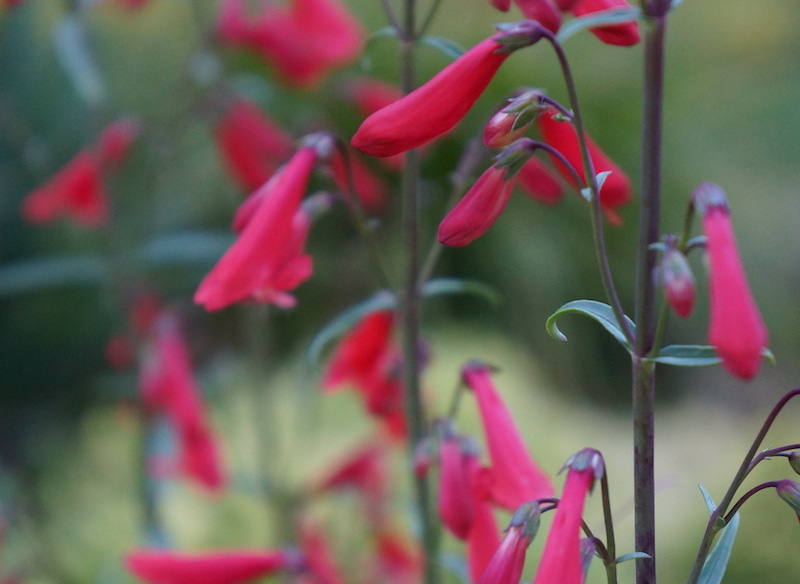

137,231,236,268
419,36,466,60
556,7,642,43
546,299,633,350
697,512,740,584
699,484,717,513
421,277,500,305
647,345,721,367
616,552,651,563
0,255,107,295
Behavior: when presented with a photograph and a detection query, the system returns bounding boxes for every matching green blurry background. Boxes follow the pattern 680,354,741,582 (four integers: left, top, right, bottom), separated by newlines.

0,0,799,583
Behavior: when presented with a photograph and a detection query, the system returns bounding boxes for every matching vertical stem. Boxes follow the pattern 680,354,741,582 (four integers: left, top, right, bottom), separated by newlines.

397,4,440,584
633,9,668,584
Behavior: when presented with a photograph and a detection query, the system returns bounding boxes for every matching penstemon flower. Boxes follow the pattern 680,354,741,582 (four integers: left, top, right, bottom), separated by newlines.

567,0,640,46
477,502,540,584
694,182,768,379
532,449,603,584
462,362,553,510
352,23,545,157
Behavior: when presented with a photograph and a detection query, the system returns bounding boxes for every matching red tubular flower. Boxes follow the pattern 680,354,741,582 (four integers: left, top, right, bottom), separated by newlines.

462,362,553,511
352,34,525,157
125,550,293,584
568,0,640,46
489,0,512,10
96,117,140,167
368,532,422,584
438,435,476,540
536,108,631,224
438,165,517,247
194,142,320,311
21,151,108,227
465,461,502,583
516,157,564,205
327,150,388,213
217,0,364,89
694,182,768,379
215,98,294,191
296,521,346,584
477,503,540,584
514,0,562,34
140,311,226,491
532,449,602,584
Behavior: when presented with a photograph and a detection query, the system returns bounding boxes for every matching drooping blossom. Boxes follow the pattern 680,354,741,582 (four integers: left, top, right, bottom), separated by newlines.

536,108,631,224
462,362,553,510
352,24,545,158
659,245,695,318
195,136,327,311
367,532,422,584
775,480,800,522
438,432,477,540
532,449,603,584
214,97,294,191
514,0,562,33
296,520,347,584
477,502,540,584
321,310,408,440
313,442,388,525
516,157,564,205
694,182,768,379
140,311,226,491
438,165,517,247
216,0,364,89
125,549,297,584
567,0,640,46
465,460,502,583
21,117,139,228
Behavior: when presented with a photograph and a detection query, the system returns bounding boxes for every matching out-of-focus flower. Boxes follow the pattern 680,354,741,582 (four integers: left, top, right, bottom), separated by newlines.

195,137,327,311
20,117,139,228
536,108,631,224
214,98,294,192
352,25,545,158
532,449,603,584
313,442,388,525
140,311,226,491
125,549,295,584
516,157,564,205
438,433,476,540
367,532,422,584
477,502,540,584
462,362,553,510
514,0,562,33
466,460,502,583
322,310,408,440
437,165,517,247
694,182,768,380
659,246,695,318
327,149,388,213
567,0,640,46
296,520,347,584
216,0,364,89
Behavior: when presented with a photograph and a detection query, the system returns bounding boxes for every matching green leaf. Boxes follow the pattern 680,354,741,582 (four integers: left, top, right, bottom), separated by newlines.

546,299,633,350
699,484,717,513
616,552,651,563
53,15,107,106
307,291,398,369
556,7,642,43
0,255,108,296
421,278,501,305
137,231,235,268
698,512,740,584
647,345,721,367
418,36,466,60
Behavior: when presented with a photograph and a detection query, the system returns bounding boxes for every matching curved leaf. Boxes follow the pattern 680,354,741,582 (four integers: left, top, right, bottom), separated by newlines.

137,231,235,268
421,277,500,305
616,552,651,564
418,36,466,60
647,345,721,367
556,7,642,44
546,299,634,350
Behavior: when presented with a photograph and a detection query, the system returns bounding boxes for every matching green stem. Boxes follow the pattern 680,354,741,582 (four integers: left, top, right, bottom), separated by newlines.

600,471,619,584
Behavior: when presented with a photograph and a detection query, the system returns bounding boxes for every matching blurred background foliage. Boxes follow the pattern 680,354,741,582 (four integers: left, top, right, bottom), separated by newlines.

0,0,799,583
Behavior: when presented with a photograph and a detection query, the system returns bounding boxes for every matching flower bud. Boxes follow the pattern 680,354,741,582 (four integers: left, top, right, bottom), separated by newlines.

477,503,540,584
789,453,800,476
776,479,800,518
660,246,696,318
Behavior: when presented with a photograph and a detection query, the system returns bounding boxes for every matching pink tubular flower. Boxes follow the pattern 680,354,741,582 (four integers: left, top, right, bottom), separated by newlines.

352,29,541,158
140,311,226,491
660,246,695,318
516,157,564,205
368,532,422,584
438,165,517,247
514,0,562,34
216,0,364,89
21,118,139,228
477,503,540,584
125,549,293,584
532,449,603,584
536,108,631,224
194,140,322,311
462,362,553,510
327,150,388,213
214,98,294,192
694,182,768,379
438,434,476,540
568,0,640,46
296,521,346,584
466,461,502,583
